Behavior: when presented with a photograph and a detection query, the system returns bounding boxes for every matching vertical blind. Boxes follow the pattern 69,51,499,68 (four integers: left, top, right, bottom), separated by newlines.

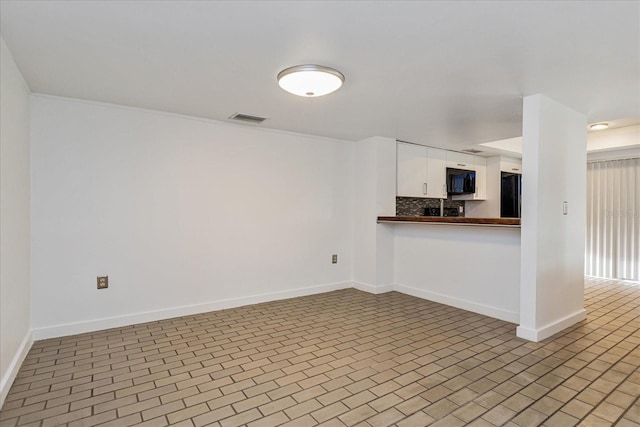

586,157,639,281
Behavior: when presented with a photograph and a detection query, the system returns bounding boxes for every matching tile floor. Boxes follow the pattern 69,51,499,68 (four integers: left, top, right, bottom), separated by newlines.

1,277,639,427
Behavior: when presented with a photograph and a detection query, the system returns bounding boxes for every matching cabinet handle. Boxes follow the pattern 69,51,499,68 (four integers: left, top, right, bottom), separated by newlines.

457,163,467,167
423,183,427,195
442,184,446,196
512,168,520,171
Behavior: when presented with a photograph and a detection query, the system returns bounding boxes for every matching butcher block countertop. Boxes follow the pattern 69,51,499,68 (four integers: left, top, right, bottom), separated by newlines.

377,216,521,227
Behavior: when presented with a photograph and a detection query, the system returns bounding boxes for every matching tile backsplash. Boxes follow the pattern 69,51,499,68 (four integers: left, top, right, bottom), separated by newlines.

396,197,465,217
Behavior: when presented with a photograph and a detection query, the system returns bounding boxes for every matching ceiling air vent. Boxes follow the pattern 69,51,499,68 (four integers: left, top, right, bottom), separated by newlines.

462,148,483,154
228,113,268,124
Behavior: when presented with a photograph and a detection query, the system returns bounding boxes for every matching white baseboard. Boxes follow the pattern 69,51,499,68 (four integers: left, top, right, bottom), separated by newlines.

516,309,586,342
515,326,538,342
31,281,353,340
352,281,394,294
1,331,32,410
395,284,520,324
32,280,516,341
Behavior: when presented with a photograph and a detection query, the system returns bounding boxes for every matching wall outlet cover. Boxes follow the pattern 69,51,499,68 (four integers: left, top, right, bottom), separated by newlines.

97,276,108,289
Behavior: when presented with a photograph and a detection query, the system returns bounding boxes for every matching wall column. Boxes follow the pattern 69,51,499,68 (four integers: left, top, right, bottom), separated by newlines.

0,37,32,408
352,136,396,292
517,94,587,341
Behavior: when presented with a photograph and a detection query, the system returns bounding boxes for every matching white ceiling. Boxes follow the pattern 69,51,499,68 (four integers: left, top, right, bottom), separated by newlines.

1,1,639,150
479,123,640,158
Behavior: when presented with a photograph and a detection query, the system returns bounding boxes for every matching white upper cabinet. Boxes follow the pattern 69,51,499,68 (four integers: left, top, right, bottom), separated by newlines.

472,156,487,200
446,151,475,170
426,148,447,198
397,143,448,198
397,143,427,197
500,158,522,174
397,143,487,200
452,155,487,201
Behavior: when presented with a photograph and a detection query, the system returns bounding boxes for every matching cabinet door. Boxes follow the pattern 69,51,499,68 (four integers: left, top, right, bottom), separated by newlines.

446,151,475,169
473,156,487,200
397,143,427,197
426,148,447,198
500,158,522,173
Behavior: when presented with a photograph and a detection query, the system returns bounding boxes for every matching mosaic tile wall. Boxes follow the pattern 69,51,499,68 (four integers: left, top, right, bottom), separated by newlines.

396,197,465,217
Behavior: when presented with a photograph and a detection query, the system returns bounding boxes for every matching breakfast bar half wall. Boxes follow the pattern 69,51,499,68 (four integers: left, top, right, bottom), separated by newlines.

352,137,523,326
379,217,522,323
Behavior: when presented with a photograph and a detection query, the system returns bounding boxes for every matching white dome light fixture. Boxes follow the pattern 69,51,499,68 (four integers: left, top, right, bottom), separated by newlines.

589,122,609,131
277,64,344,97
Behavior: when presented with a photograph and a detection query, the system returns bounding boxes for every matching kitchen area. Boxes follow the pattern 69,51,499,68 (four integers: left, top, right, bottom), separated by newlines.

390,141,523,222
371,140,524,324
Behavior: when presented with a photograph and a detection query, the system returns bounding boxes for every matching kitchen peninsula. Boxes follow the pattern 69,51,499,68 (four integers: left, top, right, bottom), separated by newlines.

370,141,525,325
378,216,520,227
381,215,521,323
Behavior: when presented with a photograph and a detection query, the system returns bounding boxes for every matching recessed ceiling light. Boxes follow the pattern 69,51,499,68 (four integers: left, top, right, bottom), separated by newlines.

277,65,344,97
589,122,609,131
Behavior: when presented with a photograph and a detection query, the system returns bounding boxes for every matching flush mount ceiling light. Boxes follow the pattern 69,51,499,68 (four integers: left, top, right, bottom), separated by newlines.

589,122,609,131
277,64,344,97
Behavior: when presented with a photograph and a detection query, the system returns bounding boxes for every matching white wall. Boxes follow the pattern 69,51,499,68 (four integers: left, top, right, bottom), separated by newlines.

352,140,378,287
394,224,521,323
587,146,639,162
352,137,396,292
0,38,32,407
479,125,640,158
518,94,587,342
587,125,640,153
30,95,354,338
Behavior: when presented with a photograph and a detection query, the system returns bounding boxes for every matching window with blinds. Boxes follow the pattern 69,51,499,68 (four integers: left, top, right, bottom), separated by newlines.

586,157,639,281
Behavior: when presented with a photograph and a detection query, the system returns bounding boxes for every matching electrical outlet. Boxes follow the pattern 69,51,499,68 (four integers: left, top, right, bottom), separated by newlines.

97,276,108,289
332,254,338,264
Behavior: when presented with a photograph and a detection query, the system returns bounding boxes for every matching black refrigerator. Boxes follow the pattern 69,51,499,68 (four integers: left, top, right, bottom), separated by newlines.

501,172,522,218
